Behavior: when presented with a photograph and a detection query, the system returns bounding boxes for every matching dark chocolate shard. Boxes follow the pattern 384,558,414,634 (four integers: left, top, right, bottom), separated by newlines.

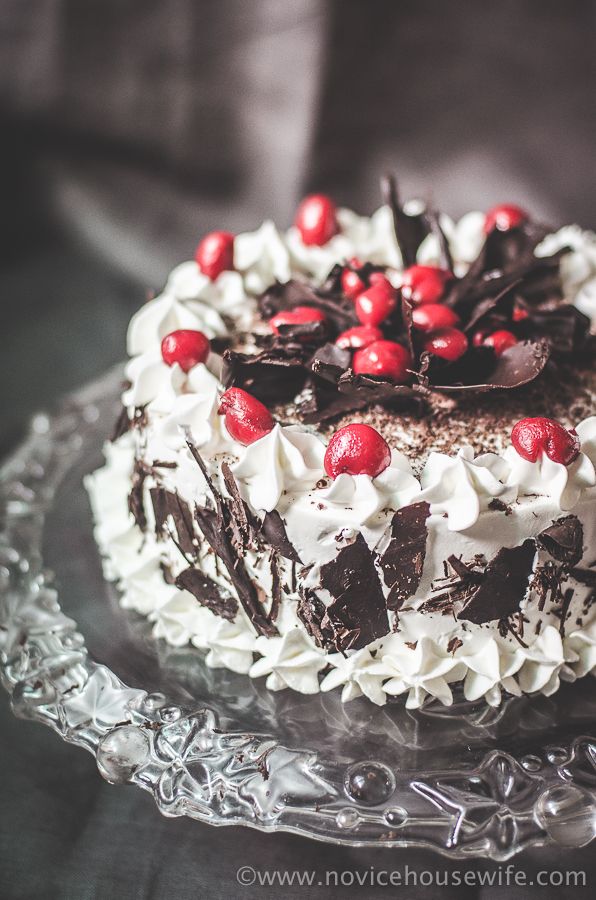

537,515,584,566
194,504,277,637
303,362,428,424
379,502,431,610
221,348,307,404
184,433,278,637
269,553,282,622
259,279,359,336
432,339,550,392
462,281,520,336
426,206,454,274
381,174,428,269
221,461,257,555
522,305,591,356
458,540,536,624
568,567,596,587
447,637,463,654
309,342,352,373
319,532,390,651
273,320,328,344
110,405,131,442
297,589,335,650
128,459,153,532
150,487,197,557
160,562,176,585
175,567,237,621
261,510,302,562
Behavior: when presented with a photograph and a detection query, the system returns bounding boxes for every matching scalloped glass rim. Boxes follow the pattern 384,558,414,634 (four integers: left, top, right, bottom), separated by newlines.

2,366,596,859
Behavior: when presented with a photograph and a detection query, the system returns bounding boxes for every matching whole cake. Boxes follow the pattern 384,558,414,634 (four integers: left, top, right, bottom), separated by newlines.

86,179,596,708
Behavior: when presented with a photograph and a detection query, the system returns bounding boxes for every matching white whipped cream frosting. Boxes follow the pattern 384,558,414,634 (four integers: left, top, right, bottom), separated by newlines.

86,204,596,709
232,424,326,512
419,445,517,532
504,445,596,510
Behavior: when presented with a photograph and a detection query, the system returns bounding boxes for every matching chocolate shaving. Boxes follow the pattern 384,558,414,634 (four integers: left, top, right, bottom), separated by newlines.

175,567,238,621
150,487,197,557
558,587,575,637
128,459,153,532
269,553,282,622
488,498,512,515
297,589,334,650
419,592,456,615
261,510,302,562
537,515,584,566
458,540,536,624
110,405,131,442
319,533,390,651
498,612,529,648
447,637,463,654
531,562,563,611
379,502,430,610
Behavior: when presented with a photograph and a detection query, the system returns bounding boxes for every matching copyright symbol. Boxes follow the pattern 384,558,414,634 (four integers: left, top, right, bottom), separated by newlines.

237,866,256,885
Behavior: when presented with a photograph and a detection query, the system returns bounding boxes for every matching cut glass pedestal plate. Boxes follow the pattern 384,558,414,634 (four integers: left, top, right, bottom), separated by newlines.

2,366,596,860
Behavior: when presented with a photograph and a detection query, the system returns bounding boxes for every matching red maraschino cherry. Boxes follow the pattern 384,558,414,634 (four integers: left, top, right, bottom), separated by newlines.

195,231,235,280
218,388,275,445
353,340,412,383
355,275,398,327
512,306,529,322
481,330,519,357
411,304,460,333
483,204,528,235
335,324,384,350
401,265,452,305
161,330,211,373
511,418,581,466
341,258,366,299
423,327,468,362
294,194,339,246
269,306,327,334
324,423,391,479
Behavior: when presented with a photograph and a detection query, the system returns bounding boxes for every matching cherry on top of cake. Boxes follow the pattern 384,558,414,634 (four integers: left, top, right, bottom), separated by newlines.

213,177,593,435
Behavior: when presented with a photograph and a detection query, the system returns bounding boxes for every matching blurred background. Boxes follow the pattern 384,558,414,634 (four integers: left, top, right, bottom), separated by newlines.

3,3,596,897
2,0,596,459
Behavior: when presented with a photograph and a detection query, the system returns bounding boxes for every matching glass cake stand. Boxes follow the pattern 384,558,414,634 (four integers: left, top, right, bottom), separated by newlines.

3,366,596,860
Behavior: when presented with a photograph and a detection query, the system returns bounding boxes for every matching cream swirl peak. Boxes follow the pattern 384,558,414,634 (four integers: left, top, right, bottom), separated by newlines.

87,183,596,708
